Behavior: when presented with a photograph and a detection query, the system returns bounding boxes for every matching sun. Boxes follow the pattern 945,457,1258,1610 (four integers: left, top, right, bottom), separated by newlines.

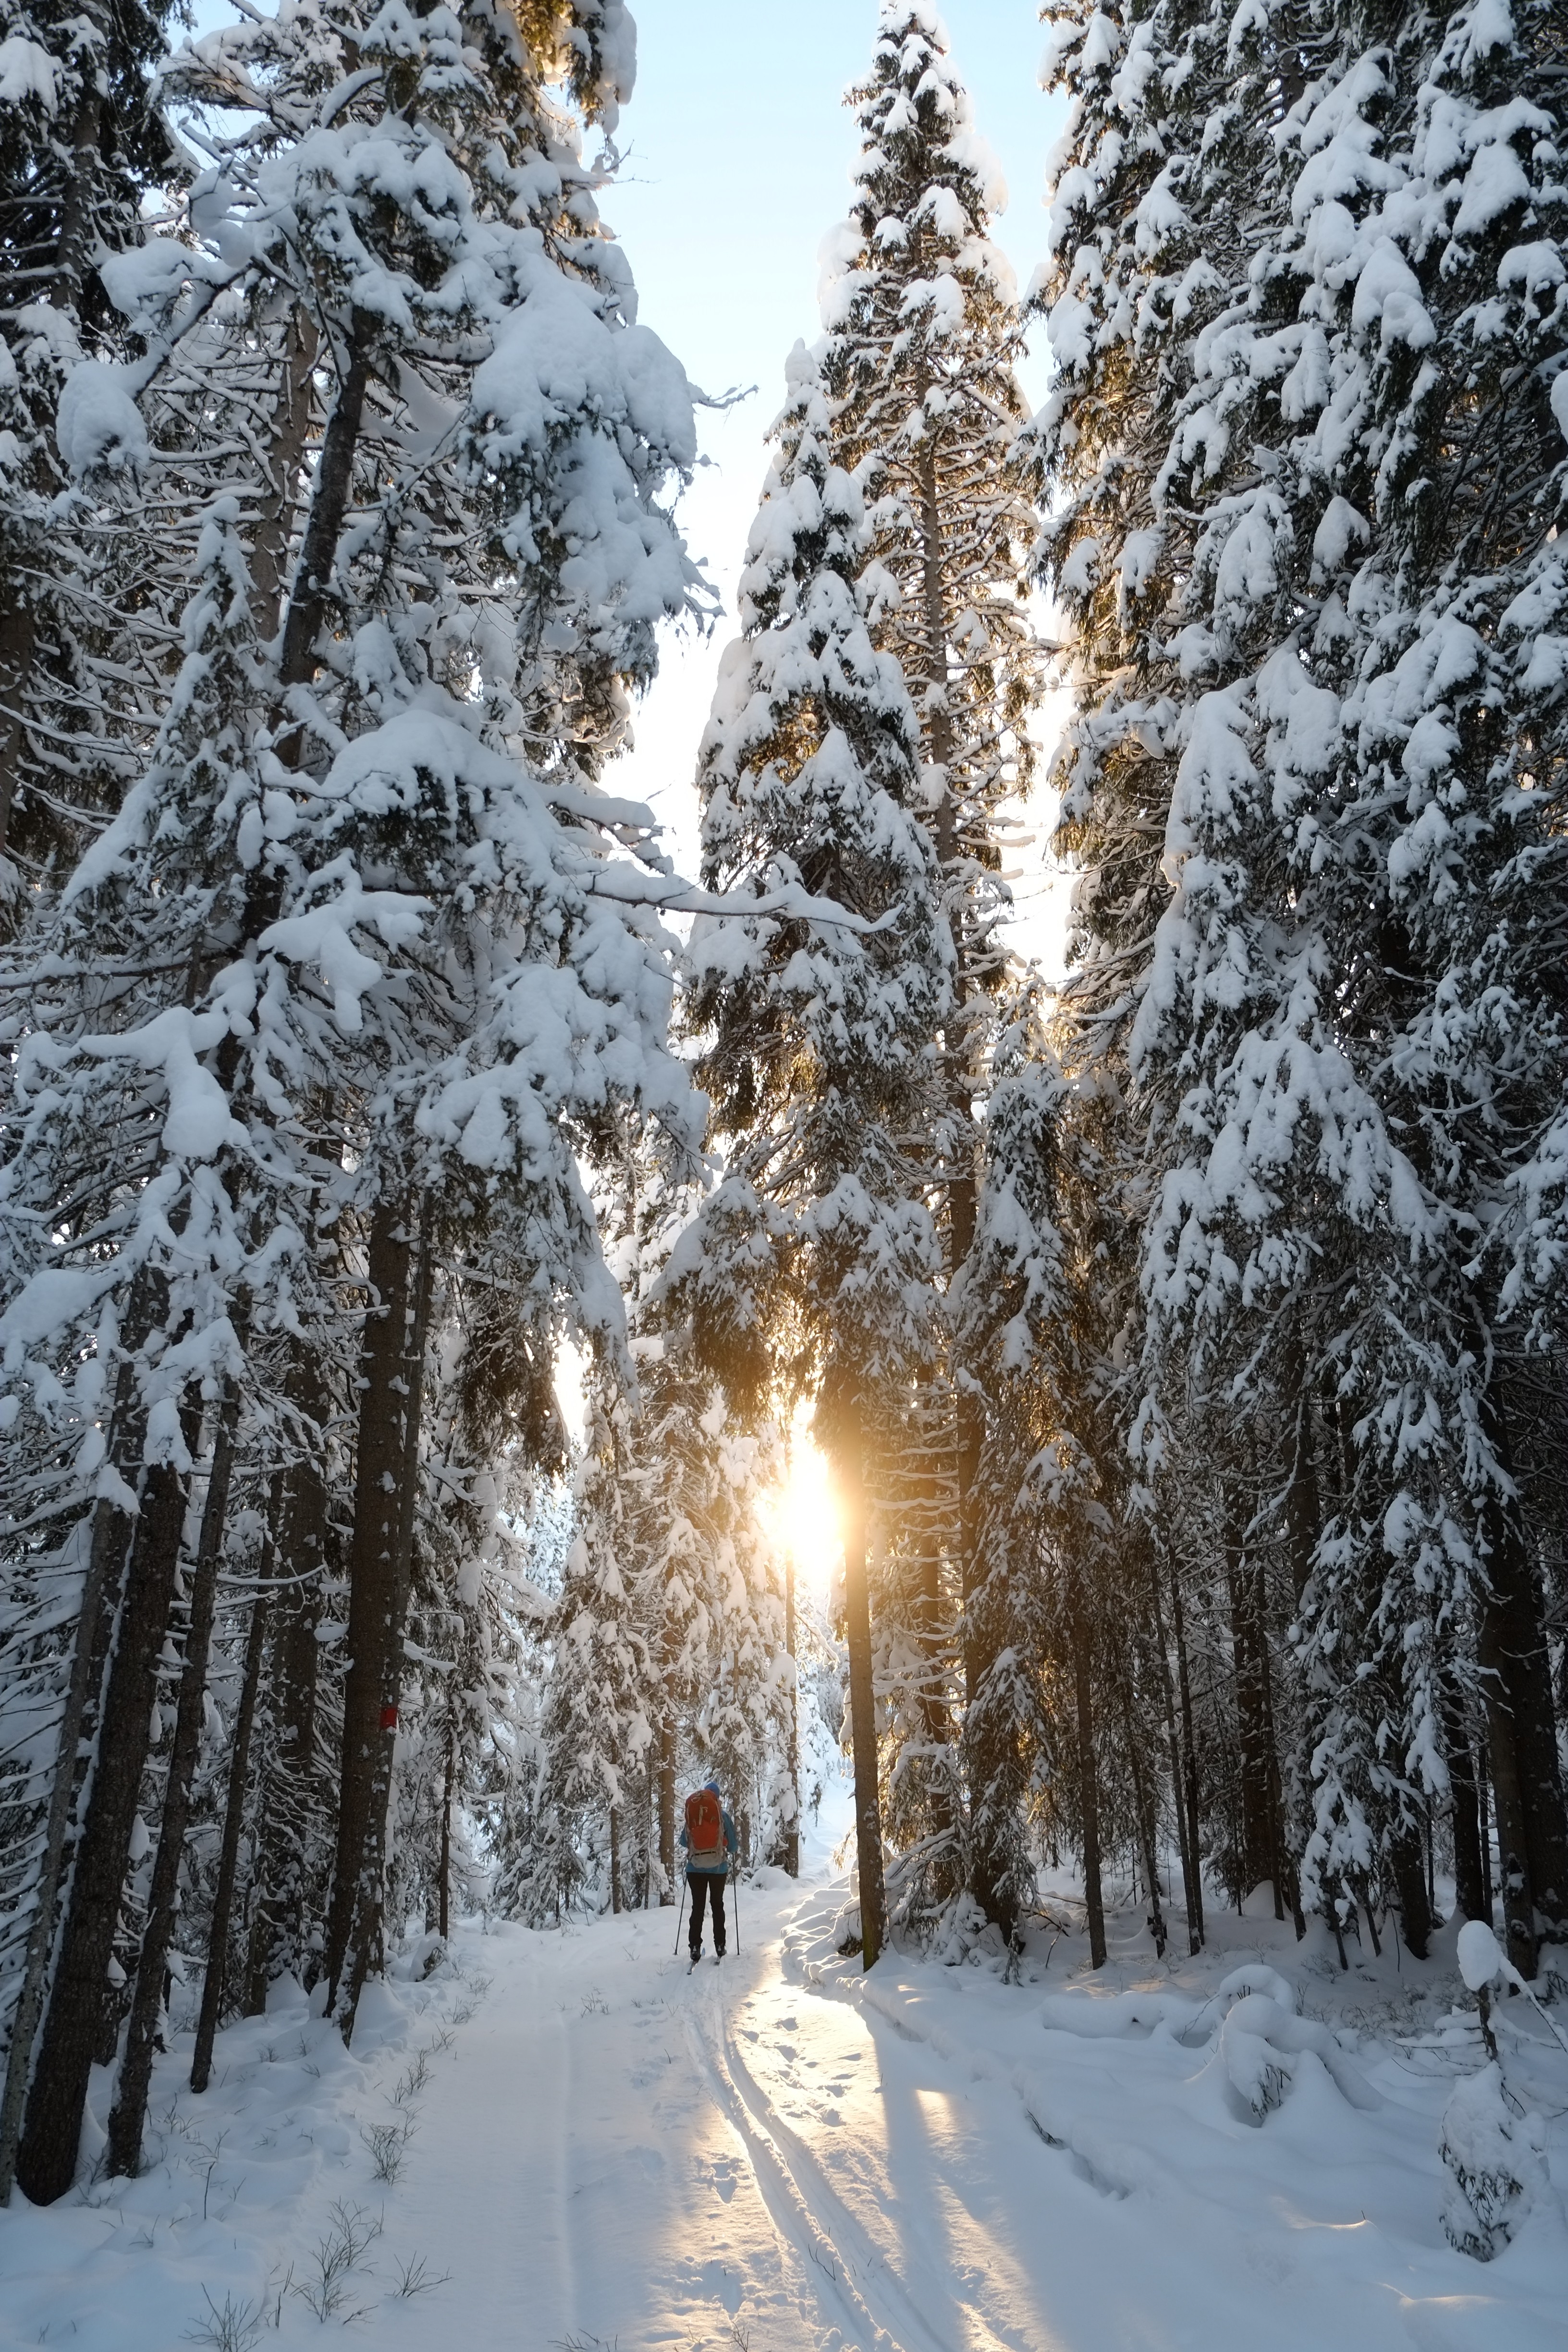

766,1434,844,1606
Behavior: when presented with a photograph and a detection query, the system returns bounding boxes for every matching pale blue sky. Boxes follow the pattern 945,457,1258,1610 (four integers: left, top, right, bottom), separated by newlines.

601,2,1071,963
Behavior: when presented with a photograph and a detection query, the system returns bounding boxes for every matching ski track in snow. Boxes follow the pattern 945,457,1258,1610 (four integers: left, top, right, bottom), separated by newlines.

1,1832,1566,2351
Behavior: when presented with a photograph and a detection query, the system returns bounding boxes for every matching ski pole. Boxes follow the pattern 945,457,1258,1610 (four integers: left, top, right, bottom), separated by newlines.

673,1877,686,1958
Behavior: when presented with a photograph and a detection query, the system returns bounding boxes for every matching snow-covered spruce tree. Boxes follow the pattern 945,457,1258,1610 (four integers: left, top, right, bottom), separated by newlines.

953,995,1073,1947
0,0,179,913
1032,0,1567,1967
818,2,1047,1927
673,343,951,1967
1284,0,1568,1970
625,1184,791,1888
167,0,706,2037
389,1268,569,1941
0,499,320,2206
532,1377,650,1919
0,0,707,2198
530,1172,792,1921
959,987,1184,1964
1030,0,1438,1956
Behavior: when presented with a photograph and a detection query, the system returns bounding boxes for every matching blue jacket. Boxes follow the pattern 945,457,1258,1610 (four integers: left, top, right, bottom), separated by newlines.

679,1803,736,1875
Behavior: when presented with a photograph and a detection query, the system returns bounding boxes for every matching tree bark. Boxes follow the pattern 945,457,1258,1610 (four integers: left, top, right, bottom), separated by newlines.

251,312,319,644
0,1258,165,2202
1148,1544,1201,1956
1115,1647,1165,1957
277,316,372,697
1170,1555,1204,1948
1441,1670,1487,1924
322,1192,433,2034
53,42,106,314
1476,1401,1568,1946
244,1344,330,2012
1480,1644,1538,1978
321,1196,411,2008
190,1586,269,2093
1390,1820,1433,1960
107,1385,238,2174
0,596,37,881
1071,1582,1106,1969
840,1419,887,1969
17,1435,193,2204
656,1717,675,1902
439,1718,456,1938
784,1551,800,1879
1225,1501,1277,1908
1282,1340,1321,1606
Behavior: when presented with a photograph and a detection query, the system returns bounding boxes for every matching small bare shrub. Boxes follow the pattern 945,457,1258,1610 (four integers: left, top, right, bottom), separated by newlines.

293,2199,383,2321
391,2050,431,2105
361,2115,416,2184
184,2289,265,2352
391,2251,452,2299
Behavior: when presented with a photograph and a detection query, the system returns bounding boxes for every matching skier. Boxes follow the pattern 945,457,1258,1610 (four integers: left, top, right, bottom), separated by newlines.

680,1781,736,1963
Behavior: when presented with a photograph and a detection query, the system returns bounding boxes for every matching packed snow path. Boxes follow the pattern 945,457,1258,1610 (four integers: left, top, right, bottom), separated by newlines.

391,1884,1564,2352
1,1839,1564,2349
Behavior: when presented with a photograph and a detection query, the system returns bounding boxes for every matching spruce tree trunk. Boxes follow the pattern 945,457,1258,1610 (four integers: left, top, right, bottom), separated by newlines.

190,1587,269,2093
17,1433,194,2204
1441,1671,1487,1923
657,1720,675,1901
1170,1556,1204,1947
439,1719,455,1939
1224,1503,1276,1906
0,1336,146,2205
277,316,373,698
607,1800,620,1919
244,1344,330,2011
840,1420,887,1969
643,1761,655,1909
322,1192,432,2034
251,311,319,642
53,32,106,311
1115,1652,1164,1957
321,1197,411,2009
0,596,37,879
1071,1585,1106,1969
1390,1821,1433,1960
882,1436,958,1897
1283,1339,1321,1605
107,1385,238,2175
0,1312,152,2194
1476,1404,1568,1946
784,1552,800,1879
1480,1648,1538,1978
1148,1546,1201,1956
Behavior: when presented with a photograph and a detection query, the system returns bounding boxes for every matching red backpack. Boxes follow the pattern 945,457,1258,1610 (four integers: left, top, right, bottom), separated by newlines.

685,1787,723,1864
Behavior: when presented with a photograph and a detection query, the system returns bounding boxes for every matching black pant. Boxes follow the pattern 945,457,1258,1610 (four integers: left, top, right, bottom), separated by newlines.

686,1871,727,1953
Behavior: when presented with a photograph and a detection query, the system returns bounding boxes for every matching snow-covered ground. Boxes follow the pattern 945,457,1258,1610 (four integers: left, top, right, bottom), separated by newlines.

2,1778,1564,2352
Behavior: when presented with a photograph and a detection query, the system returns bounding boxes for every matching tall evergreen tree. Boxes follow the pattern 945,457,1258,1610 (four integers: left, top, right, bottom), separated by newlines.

0,0,179,906
675,343,951,1967
819,2,1047,1927
1030,0,1566,1969
0,0,706,2200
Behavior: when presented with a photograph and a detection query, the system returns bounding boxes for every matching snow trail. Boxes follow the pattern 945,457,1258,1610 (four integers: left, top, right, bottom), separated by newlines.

1,1833,1565,2351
